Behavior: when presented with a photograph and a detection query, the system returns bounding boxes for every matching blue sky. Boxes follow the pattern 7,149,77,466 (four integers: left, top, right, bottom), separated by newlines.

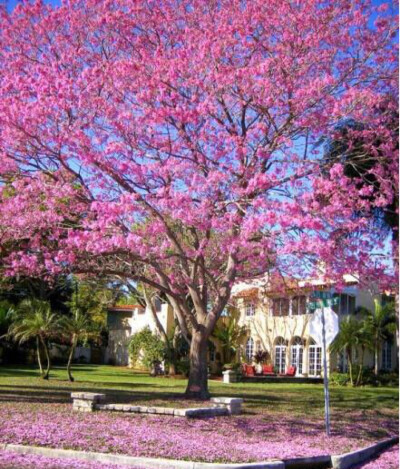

4,0,60,10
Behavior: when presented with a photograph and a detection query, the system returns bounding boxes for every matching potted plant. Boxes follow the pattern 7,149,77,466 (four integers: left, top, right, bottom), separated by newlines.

253,350,269,374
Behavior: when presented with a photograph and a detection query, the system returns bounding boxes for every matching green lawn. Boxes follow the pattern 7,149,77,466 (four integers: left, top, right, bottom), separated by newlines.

0,364,398,462
0,364,398,419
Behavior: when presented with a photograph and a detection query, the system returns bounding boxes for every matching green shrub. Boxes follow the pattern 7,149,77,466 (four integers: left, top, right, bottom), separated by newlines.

330,369,399,387
357,367,378,386
223,362,241,372
330,372,350,386
176,358,190,376
377,371,399,387
128,327,166,371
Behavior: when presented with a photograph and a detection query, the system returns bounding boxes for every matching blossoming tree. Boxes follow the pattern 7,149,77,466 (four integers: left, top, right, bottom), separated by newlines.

0,0,397,398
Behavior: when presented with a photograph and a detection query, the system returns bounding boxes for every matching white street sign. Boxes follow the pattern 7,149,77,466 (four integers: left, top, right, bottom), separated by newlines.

309,305,339,437
309,308,339,347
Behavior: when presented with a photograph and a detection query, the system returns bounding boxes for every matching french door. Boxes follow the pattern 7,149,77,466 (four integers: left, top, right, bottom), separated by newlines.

291,344,303,375
308,345,322,376
275,345,286,374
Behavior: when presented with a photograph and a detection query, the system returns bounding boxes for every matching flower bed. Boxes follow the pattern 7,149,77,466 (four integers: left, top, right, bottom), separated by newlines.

352,444,399,469
0,402,397,463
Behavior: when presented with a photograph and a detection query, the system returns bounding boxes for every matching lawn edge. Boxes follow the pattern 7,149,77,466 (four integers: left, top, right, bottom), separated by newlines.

0,436,398,469
0,444,285,469
330,435,399,469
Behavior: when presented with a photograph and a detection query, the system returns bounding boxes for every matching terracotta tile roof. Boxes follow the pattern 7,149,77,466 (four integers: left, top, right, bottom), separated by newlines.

108,304,144,312
265,273,301,294
233,287,259,298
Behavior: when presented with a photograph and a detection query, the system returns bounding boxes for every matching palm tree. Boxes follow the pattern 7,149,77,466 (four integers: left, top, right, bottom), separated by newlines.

60,308,95,382
7,299,58,379
363,299,396,376
355,320,373,386
212,308,247,364
0,301,12,365
330,316,363,386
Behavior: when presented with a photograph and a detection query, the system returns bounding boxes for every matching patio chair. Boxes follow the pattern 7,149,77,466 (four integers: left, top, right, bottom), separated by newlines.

285,366,296,377
262,364,275,376
242,364,256,377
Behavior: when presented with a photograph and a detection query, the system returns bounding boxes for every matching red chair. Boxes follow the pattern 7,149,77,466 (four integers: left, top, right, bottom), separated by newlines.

262,364,275,376
285,366,296,377
243,364,256,377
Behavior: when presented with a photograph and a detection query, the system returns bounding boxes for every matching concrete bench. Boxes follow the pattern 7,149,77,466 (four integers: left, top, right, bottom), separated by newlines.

71,393,243,417
211,397,243,415
71,393,106,412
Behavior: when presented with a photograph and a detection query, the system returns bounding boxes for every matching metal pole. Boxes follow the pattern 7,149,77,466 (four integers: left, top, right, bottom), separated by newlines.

321,305,331,436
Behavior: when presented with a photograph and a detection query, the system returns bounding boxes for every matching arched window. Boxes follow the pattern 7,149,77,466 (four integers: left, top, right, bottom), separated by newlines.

290,337,303,375
308,338,322,376
274,337,286,374
245,337,254,361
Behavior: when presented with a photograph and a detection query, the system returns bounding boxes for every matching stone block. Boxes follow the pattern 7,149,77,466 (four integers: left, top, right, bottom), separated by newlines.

211,397,243,415
73,406,93,413
153,407,166,414
73,399,93,408
128,406,140,413
185,407,228,418
222,370,238,383
106,404,115,410
173,408,188,417
112,404,125,411
211,397,243,405
71,393,105,403
163,407,175,415
146,407,157,414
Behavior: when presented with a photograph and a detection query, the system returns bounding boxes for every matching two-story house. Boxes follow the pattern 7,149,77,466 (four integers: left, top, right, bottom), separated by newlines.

105,301,175,366
233,274,396,376
105,275,396,377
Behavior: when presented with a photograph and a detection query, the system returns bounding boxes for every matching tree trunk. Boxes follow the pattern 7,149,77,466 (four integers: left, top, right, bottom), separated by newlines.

169,326,181,377
356,346,365,386
185,329,209,400
168,360,176,376
40,337,51,380
374,340,379,376
36,336,43,376
346,349,353,386
67,335,77,382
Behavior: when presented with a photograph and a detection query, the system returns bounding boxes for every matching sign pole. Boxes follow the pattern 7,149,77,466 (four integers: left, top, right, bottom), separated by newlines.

321,305,331,436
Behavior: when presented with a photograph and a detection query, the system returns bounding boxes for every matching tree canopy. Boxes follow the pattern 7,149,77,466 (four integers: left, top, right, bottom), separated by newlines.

0,0,397,397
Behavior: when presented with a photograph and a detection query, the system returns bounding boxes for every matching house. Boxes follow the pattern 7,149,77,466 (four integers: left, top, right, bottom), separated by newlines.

105,275,397,376
105,302,175,366
233,274,397,377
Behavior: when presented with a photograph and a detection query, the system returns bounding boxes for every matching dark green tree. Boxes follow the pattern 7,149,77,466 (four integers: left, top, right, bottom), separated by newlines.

7,299,59,379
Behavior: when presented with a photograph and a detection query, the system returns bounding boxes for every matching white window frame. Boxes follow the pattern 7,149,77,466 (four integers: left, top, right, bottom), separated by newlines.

290,337,304,375
272,298,289,317
245,302,256,317
274,338,286,374
245,337,254,361
292,296,307,316
334,294,356,315
309,343,322,376
382,341,392,370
